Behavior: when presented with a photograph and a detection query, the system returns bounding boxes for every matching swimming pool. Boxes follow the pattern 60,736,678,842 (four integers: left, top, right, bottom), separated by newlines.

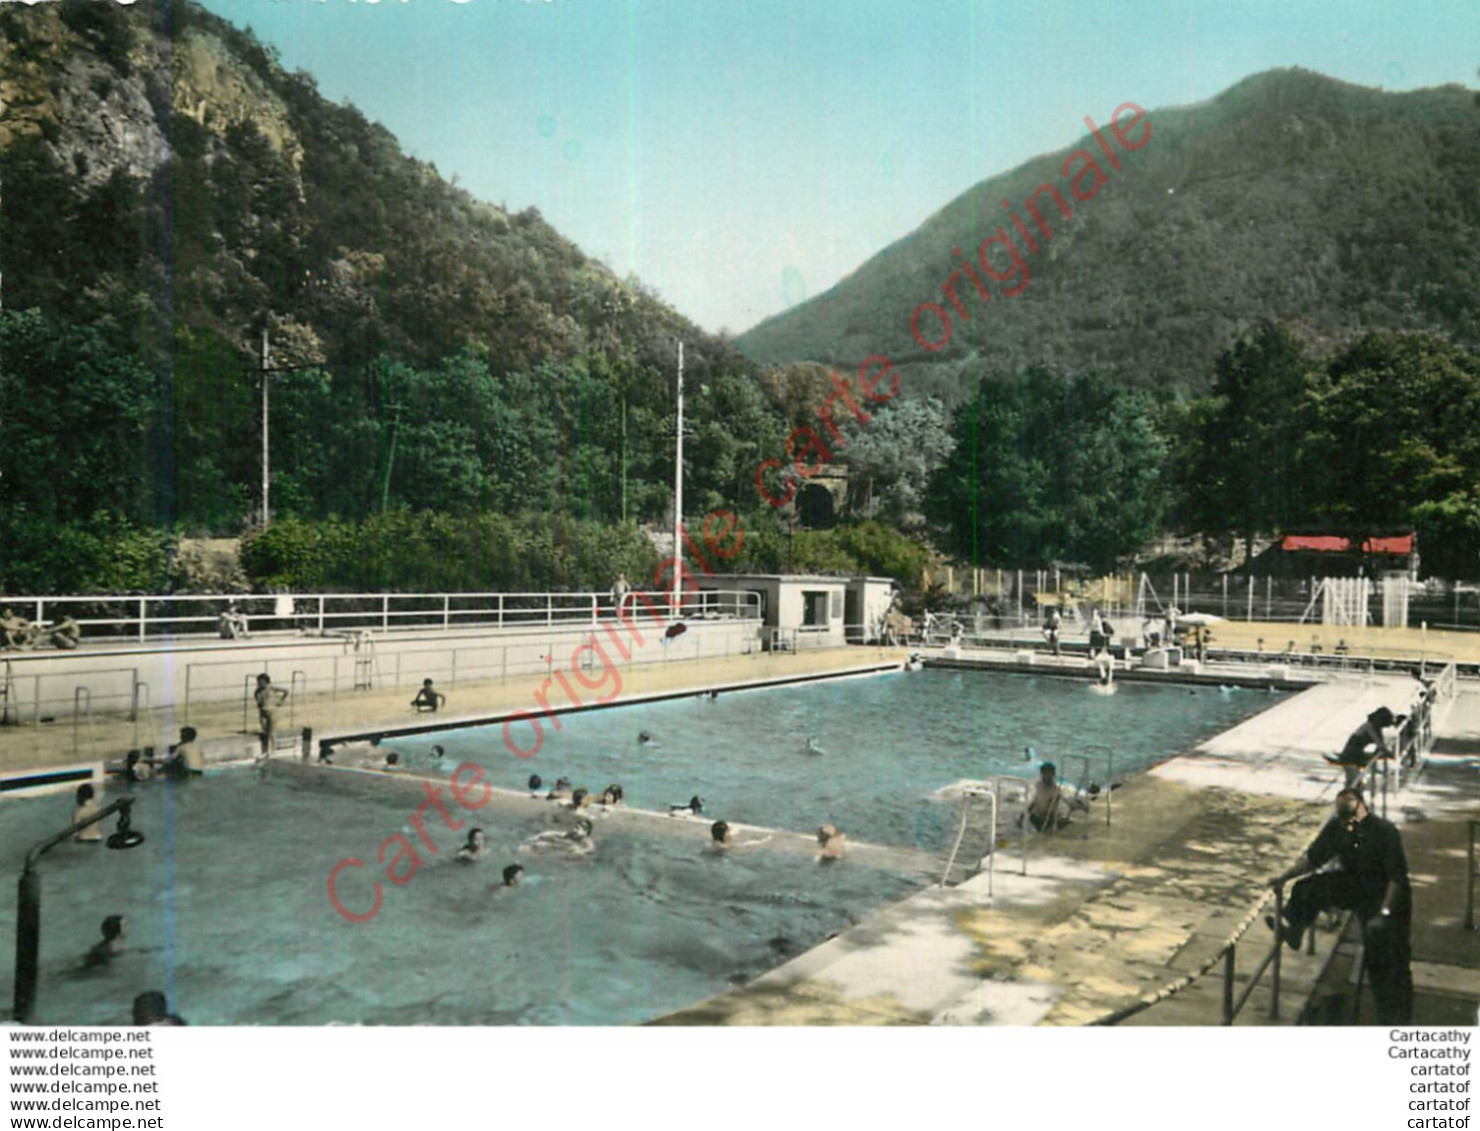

0,767,921,1026
1,669,1282,1026
404,668,1285,853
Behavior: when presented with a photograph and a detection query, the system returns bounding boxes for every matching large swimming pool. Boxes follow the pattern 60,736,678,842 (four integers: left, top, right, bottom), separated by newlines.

1,668,1281,1026
407,668,1284,853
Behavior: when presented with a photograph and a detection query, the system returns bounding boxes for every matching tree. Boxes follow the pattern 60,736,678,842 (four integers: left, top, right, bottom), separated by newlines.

926,368,1167,571
1186,323,1313,561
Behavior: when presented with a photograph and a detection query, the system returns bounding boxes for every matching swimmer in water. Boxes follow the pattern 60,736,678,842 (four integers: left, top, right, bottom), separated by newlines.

816,823,846,861
520,817,595,857
501,863,524,887
709,820,773,852
429,744,445,764
546,776,573,802
569,788,593,811
804,736,826,756
669,795,704,817
527,774,543,797
457,828,488,862
599,784,625,807
638,730,659,747
83,915,127,968
382,750,402,772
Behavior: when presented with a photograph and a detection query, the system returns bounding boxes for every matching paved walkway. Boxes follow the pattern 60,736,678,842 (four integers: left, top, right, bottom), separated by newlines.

656,667,1480,1026
0,645,905,774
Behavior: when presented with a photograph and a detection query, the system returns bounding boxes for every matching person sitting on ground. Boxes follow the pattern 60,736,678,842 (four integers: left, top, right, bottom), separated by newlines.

501,863,524,888
2,607,36,650
218,603,249,640
816,823,846,861
669,795,704,817
546,776,573,802
132,990,186,1026
84,916,127,969
1025,762,1087,833
167,727,204,778
527,774,544,798
1325,706,1400,789
458,828,488,862
50,616,81,650
410,678,446,713
599,784,625,807
72,783,103,843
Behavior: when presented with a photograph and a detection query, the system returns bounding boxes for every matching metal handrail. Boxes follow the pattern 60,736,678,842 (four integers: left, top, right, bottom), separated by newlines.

940,786,998,900
1224,886,1284,1023
1467,819,1478,932
0,588,764,644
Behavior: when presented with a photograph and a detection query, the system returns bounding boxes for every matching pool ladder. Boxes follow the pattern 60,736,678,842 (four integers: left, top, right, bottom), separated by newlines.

353,633,379,691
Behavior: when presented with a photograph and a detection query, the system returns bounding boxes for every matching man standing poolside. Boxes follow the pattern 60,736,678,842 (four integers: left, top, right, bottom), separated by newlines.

254,673,289,756
1269,788,1413,1024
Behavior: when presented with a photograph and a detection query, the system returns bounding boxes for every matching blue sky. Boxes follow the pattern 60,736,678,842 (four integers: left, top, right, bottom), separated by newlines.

197,0,1480,334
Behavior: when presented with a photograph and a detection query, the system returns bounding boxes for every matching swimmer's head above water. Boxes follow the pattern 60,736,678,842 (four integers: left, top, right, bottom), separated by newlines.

711,820,730,844
502,863,524,887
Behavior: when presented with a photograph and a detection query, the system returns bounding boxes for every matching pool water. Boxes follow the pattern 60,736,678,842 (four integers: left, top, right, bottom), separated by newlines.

1,669,1281,1026
415,669,1284,853
0,768,919,1026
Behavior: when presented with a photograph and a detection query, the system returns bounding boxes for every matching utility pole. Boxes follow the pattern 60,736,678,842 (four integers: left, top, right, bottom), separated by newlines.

671,340,684,614
381,403,405,515
260,327,271,527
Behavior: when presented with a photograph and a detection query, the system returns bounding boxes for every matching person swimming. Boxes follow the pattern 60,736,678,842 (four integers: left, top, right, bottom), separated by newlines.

520,818,595,857
501,863,524,887
569,788,593,811
804,736,826,756
382,750,402,772
599,784,625,806
546,776,573,801
638,730,658,747
429,744,445,764
669,795,704,817
83,915,127,969
457,828,488,862
816,823,846,861
527,774,543,797
709,819,772,852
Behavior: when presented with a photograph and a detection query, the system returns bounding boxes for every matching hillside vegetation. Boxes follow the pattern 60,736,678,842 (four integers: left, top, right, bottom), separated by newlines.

737,70,1480,407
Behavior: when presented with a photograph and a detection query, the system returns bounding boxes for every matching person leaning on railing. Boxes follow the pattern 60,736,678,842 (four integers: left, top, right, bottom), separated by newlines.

1267,787,1412,1024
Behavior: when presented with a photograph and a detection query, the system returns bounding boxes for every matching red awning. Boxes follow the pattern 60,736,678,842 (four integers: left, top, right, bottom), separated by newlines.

1279,533,1413,555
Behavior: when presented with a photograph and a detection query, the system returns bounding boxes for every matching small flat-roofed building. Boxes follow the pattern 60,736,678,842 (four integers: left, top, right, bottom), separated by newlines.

695,574,852,650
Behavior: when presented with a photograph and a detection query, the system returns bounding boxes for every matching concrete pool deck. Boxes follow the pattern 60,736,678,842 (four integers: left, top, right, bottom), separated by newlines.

4,641,1474,1027
655,666,1480,1026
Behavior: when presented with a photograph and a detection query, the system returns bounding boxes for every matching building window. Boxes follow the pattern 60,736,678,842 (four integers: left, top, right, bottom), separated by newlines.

802,591,829,627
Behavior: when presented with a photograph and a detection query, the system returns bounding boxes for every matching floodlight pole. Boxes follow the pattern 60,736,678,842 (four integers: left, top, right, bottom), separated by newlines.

14,798,137,1023
672,340,684,617
261,327,271,527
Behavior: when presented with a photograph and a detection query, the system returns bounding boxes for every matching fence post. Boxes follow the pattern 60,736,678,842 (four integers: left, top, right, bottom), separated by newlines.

1222,944,1236,1025
1247,576,1254,622
318,596,325,633
443,595,450,631
138,597,147,642
382,596,389,632
1266,576,1272,620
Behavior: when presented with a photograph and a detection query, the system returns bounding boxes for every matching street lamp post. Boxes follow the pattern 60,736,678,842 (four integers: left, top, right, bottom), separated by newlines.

14,798,145,1023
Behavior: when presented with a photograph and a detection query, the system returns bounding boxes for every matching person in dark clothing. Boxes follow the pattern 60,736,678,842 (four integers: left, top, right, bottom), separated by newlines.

1269,788,1413,1024
1324,706,1400,789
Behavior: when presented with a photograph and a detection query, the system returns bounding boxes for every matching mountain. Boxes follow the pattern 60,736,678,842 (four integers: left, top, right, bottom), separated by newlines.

0,0,729,377
736,70,1480,404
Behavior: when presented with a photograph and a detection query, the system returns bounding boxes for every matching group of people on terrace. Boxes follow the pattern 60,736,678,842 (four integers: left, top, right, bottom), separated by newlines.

2,606,81,650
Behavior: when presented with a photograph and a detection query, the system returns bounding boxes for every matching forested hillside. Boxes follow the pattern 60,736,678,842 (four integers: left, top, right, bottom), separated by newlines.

738,70,1480,408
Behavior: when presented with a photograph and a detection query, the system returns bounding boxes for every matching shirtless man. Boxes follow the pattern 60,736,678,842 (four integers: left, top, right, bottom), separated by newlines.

1026,762,1086,832
253,674,288,756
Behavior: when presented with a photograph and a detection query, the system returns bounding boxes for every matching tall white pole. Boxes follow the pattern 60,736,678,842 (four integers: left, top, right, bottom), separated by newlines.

260,327,271,527
672,340,684,614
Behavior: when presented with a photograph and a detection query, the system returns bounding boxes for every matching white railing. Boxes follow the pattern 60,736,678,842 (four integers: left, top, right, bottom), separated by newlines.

0,589,762,647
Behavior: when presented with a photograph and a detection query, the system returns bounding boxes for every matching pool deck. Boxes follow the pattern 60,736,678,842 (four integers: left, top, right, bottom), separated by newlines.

5,640,1475,1027
654,662,1480,1026
0,645,906,774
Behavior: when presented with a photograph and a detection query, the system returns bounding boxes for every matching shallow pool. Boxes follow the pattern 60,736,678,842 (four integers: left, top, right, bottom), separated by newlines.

410,668,1284,852
0,768,920,1025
